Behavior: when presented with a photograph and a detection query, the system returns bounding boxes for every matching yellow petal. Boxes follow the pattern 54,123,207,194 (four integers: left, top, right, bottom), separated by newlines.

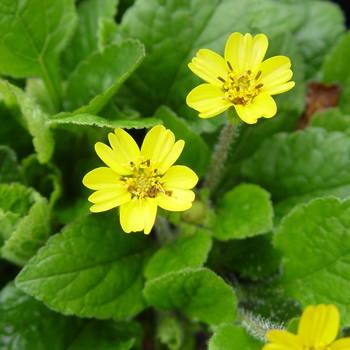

225,32,268,73
162,165,198,189
141,125,176,169
234,93,277,124
186,84,231,118
83,167,123,190
157,140,185,173
266,330,303,350
95,142,133,176
108,128,141,166
298,304,339,347
262,81,295,95
89,189,131,213
120,197,157,234
331,337,350,350
157,188,195,211
258,56,294,91
188,49,228,87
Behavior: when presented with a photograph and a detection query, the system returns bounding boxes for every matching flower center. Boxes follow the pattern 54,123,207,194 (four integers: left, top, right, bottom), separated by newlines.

218,61,263,106
121,160,173,200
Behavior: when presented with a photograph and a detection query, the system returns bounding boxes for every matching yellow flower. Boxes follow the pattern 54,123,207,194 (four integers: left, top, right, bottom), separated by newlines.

83,125,198,234
186,32,295,124
263,304,350,350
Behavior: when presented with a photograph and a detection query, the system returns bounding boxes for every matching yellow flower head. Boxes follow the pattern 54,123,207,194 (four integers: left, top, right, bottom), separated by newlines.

263,304,350,350
186,32,295,124
83,125,198,234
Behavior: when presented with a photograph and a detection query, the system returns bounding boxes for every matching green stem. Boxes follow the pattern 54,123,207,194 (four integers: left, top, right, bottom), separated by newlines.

203,111,241,194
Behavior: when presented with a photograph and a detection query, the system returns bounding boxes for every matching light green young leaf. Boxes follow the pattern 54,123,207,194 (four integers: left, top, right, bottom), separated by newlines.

0,146,23,184
274,196,350,326
50,113,162,129
154,106,210,178
0,0,77,108
143,268,237,326
1,196,51,266
61,0,119,77
0,282,143,350
213,184,273,240
241,128,350,220
144,228,212,280
119,0,307,131
64,40,145,113
0,81,55,163
208,324,264,350
16,211,151,320
293,0,345,79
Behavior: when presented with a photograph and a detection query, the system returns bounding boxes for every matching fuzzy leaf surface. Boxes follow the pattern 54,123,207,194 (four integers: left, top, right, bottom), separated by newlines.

143,268,237,326
242,128,350,220
16,211,151,320
213,183,273,240
208,324,263,350
144,228,212,280
274,197,350,326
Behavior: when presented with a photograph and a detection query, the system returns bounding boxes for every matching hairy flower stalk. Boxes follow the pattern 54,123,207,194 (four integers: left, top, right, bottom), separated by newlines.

263,304,350,350
186,32,295,124
83,125,198,234
203,117,240,193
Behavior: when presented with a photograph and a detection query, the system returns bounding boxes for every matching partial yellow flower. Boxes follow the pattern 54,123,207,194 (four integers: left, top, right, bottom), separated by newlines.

186,32,295,124
83,125,198,234
263,304,350,350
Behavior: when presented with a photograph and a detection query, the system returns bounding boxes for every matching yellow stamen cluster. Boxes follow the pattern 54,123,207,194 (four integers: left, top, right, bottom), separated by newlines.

219,63,263,106
122,160,172,200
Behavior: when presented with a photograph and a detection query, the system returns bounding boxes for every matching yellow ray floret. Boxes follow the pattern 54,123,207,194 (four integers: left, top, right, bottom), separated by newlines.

263,304,350,350
186,32,295,124
83,125,198,234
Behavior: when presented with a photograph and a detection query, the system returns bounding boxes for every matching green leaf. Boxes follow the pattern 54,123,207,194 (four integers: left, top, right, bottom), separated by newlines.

0,0,77,108
15,211,151,320
208,234,281,280
61,0,119,77
0,100,33,160
0,183,50,265
241,128,350,220
1,195,51,266
293,1,345,79
119,0,307,132
21,155,62,208
0,81,55,163
0,282,143,350
67,319,144,350
213,184,273,240
50,113,162,129
154,106,210,178
0,282,85,350
63,40,145,113
0,146,23,184
143,268,237,326
323,30,350,85
310,107,350,135
208,324,264,350
274,196,350,326
144,228,212,280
